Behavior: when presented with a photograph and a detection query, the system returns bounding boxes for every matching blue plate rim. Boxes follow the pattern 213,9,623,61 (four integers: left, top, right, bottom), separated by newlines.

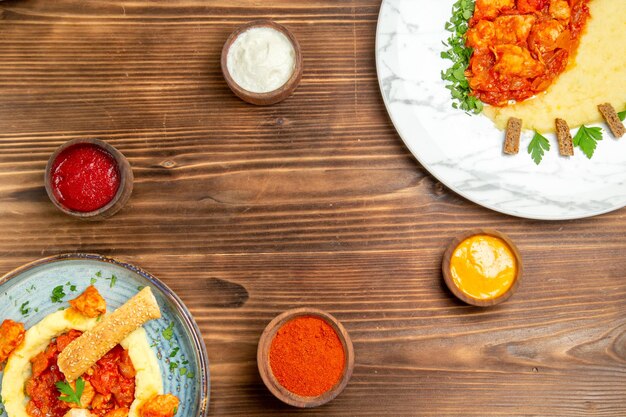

0,253,210,417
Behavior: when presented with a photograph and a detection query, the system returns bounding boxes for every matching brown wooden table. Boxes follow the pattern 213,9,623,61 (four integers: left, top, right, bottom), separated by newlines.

1,1,625,416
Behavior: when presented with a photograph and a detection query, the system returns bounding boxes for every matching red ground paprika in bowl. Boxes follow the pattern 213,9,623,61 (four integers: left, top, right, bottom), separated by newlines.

44,138,133,220
257,307,355,408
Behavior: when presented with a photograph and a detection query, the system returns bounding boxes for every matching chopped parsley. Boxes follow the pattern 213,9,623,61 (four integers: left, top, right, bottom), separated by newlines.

56,378,84,406
95,271,102,277
528,131,550,165
137,285,146,291
90,277,97,285
107,274,118,288
441,0,482,114
573,125,603,159
162,322,175,341
618,110,626,122
66,282,77,292
19,301,30,316
25,284,36,294
159,322,196,380
51,285,66,303
169,347,180,358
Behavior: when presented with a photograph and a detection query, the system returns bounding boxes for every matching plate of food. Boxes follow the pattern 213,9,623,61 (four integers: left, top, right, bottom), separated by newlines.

0,253,209,417
376,0,626,220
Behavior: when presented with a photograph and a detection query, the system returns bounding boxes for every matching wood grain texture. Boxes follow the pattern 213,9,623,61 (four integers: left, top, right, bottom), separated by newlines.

0,1,625,416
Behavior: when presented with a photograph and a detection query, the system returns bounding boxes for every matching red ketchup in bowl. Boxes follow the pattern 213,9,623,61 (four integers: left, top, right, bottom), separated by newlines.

50,144,120,212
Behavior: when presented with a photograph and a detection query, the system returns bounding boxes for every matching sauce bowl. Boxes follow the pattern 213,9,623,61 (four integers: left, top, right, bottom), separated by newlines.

221,20,303,106
257,307,354,408
44,138,133,220
442,229,523,307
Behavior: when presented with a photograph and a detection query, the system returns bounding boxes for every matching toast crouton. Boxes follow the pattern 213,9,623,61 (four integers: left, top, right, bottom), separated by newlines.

504,117,522,155
555,118,574,156
597,103,625,138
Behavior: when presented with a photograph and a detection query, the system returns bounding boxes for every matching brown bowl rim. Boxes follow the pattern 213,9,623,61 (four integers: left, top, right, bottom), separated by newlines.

221,19,303,105
44,138,133,220
442,229,523,307
257,307,355,408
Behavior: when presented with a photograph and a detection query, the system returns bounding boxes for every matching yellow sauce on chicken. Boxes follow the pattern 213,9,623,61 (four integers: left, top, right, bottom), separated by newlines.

450,235,517,300
484,0,626,132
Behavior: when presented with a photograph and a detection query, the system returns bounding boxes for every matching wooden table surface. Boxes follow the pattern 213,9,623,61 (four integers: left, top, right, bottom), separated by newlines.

1,1,625,416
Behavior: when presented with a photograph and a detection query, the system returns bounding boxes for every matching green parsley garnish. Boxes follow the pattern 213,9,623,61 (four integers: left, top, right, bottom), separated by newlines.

137,285,146,291
162,322,175,341
528,131,550,165
618,110,626,122
186,371,195,379
179,367,187,376
169,361,179,372
173,406,178,415
51,285,66,303
56,377,84,406
573,125,603,159
95,271,102,277
66,282,77,292
169,347,180,358
19,301,30,316
107,275,118,288
441,0,482,114
90,277,97,285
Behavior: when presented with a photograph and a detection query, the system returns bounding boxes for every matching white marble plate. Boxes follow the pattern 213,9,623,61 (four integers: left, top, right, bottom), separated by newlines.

376,0,626,220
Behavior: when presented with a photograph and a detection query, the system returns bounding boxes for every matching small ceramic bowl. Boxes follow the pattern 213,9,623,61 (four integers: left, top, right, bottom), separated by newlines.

257,307,354,408
44,138,133,220
221,19,303,106
442,229,523,307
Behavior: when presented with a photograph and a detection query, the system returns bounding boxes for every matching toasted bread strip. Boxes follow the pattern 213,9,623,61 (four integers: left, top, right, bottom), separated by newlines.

58,287,161,381
555,118,574,156
598,103,625,138
504,117,522,155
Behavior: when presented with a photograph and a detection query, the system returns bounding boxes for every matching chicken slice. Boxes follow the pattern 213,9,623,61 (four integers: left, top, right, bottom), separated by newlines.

140,394,180,417
492,45,545,78
473,0,515,20
68,285,107,318
0,319,25,366
549,0,571,20
528,19,566,55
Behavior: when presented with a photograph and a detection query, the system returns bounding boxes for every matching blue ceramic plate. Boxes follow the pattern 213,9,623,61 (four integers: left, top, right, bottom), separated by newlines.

0,253,209,417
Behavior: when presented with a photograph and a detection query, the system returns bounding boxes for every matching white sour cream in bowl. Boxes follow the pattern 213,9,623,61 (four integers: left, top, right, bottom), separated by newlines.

227,26,296,93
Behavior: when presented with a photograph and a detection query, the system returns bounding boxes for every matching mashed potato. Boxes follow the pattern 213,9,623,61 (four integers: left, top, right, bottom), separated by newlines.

484,0,626,132
2,310,162,417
